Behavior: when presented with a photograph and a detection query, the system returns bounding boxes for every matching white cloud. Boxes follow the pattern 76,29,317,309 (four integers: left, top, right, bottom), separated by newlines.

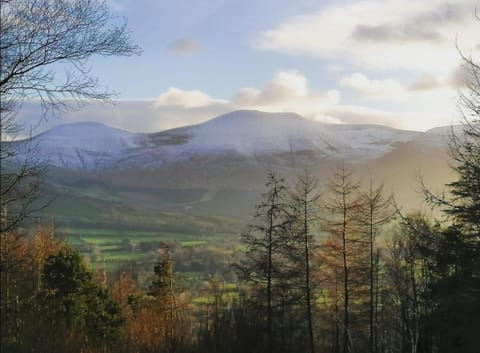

339,71,459,105
16,99,233,134
324,105,406,128
233,71,309,106
323,104,457,131
16,69,463,134
254,0,478,73
155,87,228,108
339,73,404,97
232,70,340,120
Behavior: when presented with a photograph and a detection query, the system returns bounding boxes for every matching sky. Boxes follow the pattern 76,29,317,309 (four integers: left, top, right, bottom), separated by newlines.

18,0,480,133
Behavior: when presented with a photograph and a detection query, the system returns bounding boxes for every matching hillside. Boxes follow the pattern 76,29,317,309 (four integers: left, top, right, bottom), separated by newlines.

16,110,421,171
8,110,452,224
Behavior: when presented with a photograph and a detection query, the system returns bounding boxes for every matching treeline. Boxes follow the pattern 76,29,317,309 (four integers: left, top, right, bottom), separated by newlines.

1,225,189,353
193,158,479,353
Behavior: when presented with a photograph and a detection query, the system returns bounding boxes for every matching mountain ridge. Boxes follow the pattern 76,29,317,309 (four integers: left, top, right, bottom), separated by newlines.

15,110,430,171
6,110,456,221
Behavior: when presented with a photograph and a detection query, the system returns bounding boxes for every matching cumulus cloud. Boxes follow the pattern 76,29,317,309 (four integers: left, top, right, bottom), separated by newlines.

155,87,228,108
340,73,404,97
16,99,233,135
233,71,309,105
254,0,478,72
231,71,340,120
339,71,460,101
323,104,456,131
16,68,462,135
167,38,201,56
324,105,406,128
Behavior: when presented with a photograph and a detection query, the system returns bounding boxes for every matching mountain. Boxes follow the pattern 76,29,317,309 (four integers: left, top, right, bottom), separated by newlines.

9,110,456,221
19,121,145,170
18,110,422,171
131,110,421,168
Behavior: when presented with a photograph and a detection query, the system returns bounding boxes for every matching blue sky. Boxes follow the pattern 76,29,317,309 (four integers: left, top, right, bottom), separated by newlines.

94,0,341,98
20,0,480,133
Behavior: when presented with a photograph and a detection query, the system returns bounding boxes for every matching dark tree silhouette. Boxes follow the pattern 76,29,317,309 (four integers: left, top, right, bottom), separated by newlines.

235,172,293,353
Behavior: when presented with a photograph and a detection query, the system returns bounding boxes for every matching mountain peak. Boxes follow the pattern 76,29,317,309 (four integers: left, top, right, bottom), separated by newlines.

14,110,429,171
27,121,142,170
205,110,307,125
39,121,129,137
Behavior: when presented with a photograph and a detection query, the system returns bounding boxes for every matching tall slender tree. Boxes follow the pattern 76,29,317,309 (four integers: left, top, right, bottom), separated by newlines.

235,171,292,353
289,170,321,353
385,215,434,353
321,165,366,353
359,178,394,353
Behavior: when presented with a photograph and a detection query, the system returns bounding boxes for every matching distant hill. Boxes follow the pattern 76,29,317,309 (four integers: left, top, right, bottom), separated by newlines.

9,110,457,222
15,110,421,170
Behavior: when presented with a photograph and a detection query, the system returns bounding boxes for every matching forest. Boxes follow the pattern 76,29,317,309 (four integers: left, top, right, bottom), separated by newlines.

1,1,479,353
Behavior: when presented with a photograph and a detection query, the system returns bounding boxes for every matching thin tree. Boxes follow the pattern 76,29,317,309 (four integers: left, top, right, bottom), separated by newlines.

321,165,365,353
359,177,394,353
235,171,291,353
384,215,434,353
290,170,321,353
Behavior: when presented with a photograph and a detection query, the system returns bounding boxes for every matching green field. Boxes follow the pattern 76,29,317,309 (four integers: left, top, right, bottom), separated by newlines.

56,223,237,270
29,177,247,285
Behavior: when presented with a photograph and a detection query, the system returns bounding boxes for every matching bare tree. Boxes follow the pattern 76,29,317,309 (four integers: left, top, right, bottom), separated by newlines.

321,165,366,353
385,215,433,353
359,177,394,353
289,170,321,353
0,0,141,113
0,0,141,231
234,172,292,353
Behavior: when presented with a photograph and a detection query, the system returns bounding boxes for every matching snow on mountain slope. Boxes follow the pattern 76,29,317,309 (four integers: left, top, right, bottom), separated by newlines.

411,125,465,148
25,122,145,169
129,110,421,168
17,111,426,170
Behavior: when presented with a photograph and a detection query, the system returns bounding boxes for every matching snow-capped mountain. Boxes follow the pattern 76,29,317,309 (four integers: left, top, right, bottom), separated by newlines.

15,110,428,170
7,110,457,220
133,110,420,167
16,121,145,170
